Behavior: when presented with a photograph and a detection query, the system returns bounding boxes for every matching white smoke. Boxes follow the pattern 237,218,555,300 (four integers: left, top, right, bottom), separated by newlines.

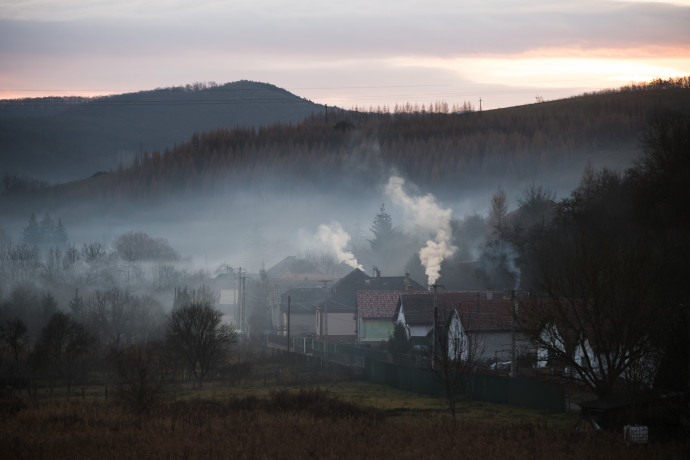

384,176,456,285
503,243,521,291
314,222,363,270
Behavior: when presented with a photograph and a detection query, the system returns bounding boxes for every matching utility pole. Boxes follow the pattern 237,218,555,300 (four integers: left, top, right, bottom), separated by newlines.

241,274,247,340
431,284,445,370
236,267,242,332
321,280,331,365
287,295,291,353
511,289,517,378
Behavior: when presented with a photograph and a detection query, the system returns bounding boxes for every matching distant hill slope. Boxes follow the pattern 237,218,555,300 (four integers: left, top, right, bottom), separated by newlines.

2,83,689,268
45,85,689,199
3,83,690,218
0,81,324,182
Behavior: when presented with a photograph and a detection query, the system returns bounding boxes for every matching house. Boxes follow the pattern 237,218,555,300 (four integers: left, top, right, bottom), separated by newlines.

266,256,337,330
279,287,325,337
429,307,471,361
356,290,406,343
456,296,532,362
315,268,425,343
394,291,531,363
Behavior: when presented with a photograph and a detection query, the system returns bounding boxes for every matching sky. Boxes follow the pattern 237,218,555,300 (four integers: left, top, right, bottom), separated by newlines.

1,0,689,110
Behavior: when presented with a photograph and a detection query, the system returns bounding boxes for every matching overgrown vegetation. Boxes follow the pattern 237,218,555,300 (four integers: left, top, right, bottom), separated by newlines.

1,389,687,459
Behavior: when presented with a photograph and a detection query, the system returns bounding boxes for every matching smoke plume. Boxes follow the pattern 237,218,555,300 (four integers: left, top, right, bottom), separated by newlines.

384,176,456,285
314,222,363,270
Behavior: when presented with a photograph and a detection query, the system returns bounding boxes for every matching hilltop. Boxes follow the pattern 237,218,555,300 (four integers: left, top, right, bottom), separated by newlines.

0,81,324,182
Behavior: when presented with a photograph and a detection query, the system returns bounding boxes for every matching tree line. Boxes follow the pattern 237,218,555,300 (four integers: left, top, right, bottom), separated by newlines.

37,80,688,203
481,114,690,399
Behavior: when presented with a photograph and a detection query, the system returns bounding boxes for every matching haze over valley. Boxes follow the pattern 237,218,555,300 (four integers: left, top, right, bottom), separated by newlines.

1,79,689,284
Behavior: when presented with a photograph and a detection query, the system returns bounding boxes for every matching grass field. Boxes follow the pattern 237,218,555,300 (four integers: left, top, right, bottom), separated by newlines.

2,375,688,459
2,352,687,459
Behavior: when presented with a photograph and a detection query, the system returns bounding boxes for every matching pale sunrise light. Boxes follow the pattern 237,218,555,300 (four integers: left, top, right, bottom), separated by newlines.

1,0,689,107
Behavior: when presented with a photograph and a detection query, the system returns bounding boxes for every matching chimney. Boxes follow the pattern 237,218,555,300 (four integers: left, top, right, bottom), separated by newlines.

373,267,381,278
405,272,411,291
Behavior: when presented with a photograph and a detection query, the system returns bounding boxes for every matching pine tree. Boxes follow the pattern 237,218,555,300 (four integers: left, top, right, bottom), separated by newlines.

369,203,393,252
52,218,69,247
22,213,42,247
39,213,54,245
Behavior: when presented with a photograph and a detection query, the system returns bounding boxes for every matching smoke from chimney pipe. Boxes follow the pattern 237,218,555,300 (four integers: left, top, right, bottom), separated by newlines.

314,222,363,270
384,176,456,286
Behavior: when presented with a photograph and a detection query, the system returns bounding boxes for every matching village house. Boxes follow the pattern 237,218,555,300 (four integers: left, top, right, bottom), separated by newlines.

394,291,532,364
356,290,407,344
278,287,325,337
314,268,425,343
267,256,337,329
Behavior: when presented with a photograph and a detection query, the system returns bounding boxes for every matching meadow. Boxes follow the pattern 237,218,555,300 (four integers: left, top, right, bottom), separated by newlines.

1,375,687,460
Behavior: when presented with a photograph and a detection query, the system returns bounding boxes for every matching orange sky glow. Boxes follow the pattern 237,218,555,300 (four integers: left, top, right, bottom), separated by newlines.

1,1,689,109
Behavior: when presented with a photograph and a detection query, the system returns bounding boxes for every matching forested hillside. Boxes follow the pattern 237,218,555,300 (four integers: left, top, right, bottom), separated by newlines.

32,83,690,203
0,81,323,182
1,80,688,276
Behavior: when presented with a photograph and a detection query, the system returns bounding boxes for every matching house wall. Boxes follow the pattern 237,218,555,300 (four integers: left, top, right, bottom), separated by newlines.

473,332,532,362
318,311,356,339
361,319,394,342
282,312,315,336
475,331,511,361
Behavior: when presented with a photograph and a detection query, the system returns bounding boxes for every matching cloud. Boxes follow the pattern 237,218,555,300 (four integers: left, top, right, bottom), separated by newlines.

2,1,689,107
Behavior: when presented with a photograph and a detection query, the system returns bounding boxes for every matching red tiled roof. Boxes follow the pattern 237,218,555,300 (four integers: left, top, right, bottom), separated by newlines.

394,291,520,332
456,299,513,332
396,291,509,325
357,290,404,319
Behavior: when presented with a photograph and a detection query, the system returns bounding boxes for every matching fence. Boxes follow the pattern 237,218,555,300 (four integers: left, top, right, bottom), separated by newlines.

364,358,565,411
266,334,565,412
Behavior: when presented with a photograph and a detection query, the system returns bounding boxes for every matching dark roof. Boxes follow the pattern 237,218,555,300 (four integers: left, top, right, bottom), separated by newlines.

266,256,322,279
279,287,324,313
212,272,235,289
322,269,425,310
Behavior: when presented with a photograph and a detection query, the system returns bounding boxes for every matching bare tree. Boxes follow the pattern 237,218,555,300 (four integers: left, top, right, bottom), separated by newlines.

430,308,483,419
520,211,668,397
166,302,237,386
87,287,133,348
113,231,178,285
31,312,94,387
112,341,172,414
0,318,28,370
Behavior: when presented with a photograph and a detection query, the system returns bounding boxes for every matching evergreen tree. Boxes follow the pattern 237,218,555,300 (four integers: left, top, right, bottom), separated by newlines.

52,218,69,247
39,212,54,245
369,203,393,249
368,203,394,268
22,213,42,246
68,288,85,322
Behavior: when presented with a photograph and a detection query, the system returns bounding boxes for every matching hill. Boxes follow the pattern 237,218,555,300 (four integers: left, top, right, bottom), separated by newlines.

38,84,690,201
1,81,688,271
0,81,324,182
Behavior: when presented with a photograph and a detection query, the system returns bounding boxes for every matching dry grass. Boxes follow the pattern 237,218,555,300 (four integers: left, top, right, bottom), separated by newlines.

1,388,688,460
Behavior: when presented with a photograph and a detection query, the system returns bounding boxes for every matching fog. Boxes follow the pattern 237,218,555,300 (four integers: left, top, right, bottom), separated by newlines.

1,162,584,281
